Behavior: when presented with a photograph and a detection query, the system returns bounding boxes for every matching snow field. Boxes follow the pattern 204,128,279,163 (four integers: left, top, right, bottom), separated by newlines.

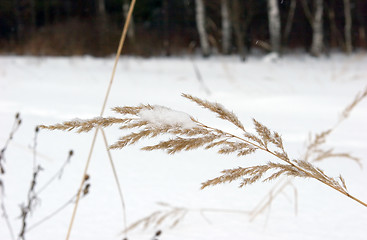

0,53,367,239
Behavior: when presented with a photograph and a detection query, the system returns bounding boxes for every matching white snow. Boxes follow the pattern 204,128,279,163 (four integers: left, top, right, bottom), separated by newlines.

262,52,280,62
139,105,197,129
0,53,367,240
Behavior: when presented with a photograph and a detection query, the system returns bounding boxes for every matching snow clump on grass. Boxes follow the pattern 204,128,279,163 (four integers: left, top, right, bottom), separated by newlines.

139,106,197,129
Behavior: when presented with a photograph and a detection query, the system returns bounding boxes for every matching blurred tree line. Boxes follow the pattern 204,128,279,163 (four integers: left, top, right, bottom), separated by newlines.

0,0,366,58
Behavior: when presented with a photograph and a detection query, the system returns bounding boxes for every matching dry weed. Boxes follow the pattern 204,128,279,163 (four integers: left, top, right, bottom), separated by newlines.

250,86,367,220
0,113,21,240
40,89,367,208
123,202,250,234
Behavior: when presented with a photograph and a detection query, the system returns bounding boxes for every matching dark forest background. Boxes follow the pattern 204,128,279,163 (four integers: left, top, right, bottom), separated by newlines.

0,0,366,57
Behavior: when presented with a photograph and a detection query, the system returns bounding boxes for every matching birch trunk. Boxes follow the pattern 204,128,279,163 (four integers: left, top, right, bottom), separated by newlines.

311,0,324,57
221,0,231,54
310,0,324,57
267,0,281,53
301,0,324,56
343,0,352,54
195,0,210,57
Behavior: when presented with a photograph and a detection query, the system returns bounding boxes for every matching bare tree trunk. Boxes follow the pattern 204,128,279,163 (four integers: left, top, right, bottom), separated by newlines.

343,0,352,54
301,0,324,56
195,0,210,57
231,0,246,60
310,0,324,57
123,0,135,40
283,0,296,47
221,0,231,54
267,0,281,53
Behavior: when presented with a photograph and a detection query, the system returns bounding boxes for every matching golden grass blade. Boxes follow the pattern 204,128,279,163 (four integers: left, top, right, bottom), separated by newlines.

40,117,130,133
182,93,246,131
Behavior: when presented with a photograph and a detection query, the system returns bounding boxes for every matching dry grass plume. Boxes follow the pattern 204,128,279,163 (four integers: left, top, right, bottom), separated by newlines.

40,91,367,208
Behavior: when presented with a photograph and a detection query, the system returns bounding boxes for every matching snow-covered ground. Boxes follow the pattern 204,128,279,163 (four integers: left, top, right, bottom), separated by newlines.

0,53,367,240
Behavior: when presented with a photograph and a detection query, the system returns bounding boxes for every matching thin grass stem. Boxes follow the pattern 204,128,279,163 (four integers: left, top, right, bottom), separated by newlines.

27,195,76,233
1,203,15,240
65,1,137,239
36,151,73,195
101,129,128,238
65,128,98,240
100,0,137,116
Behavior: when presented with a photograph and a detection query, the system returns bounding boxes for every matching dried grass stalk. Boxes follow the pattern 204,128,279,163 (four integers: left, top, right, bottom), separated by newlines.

122,202,188,233
40,93,367,208
250,86,367,220
39,117,130,133
123,201,250,233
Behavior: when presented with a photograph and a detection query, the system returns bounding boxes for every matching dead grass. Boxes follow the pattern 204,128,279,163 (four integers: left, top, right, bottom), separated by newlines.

40,88,367,208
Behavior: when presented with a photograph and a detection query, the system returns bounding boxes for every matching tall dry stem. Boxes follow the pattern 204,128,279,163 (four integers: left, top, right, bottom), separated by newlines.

64,0,137,239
